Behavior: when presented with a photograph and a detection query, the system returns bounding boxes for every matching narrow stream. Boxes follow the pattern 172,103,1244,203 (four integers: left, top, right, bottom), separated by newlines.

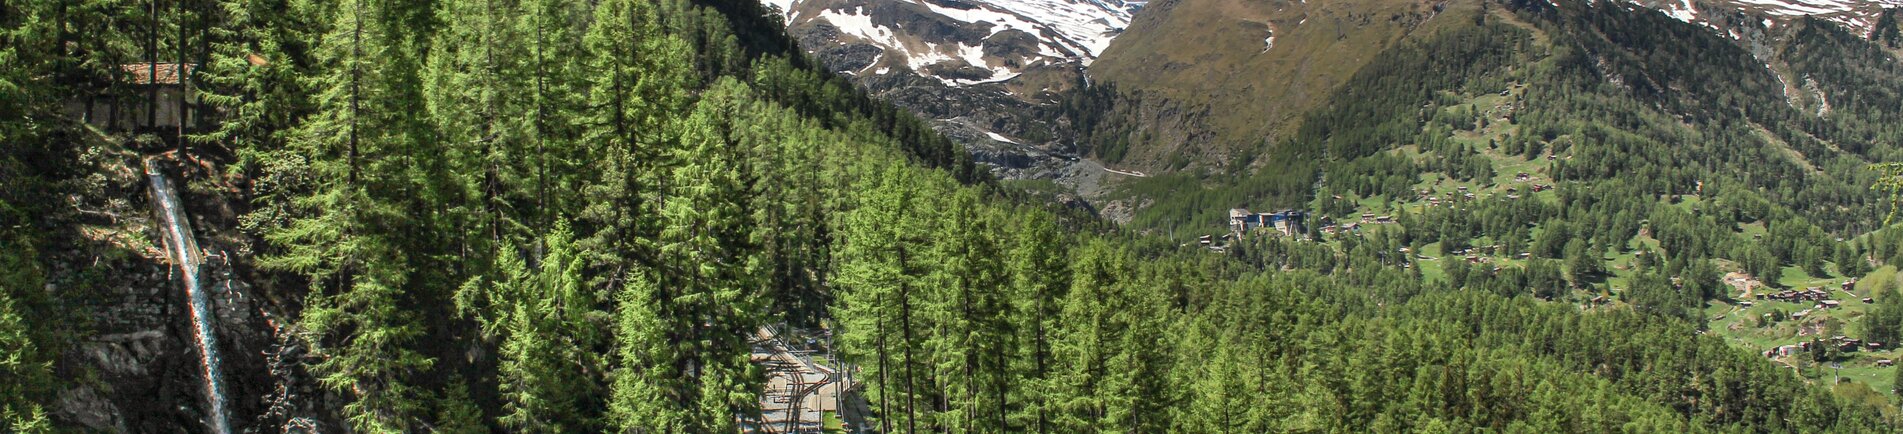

144,158,231,434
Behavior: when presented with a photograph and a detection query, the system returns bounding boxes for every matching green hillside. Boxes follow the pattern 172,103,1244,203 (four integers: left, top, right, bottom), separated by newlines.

1060,0,1903,408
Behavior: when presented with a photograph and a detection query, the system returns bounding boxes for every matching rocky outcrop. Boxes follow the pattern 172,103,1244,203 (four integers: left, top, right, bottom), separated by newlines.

42,147,333,433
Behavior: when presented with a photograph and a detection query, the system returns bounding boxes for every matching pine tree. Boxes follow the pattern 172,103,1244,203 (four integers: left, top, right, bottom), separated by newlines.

192,0,319,164
0,8,58,431
0,236,52,434
608,268,689,432
432,381,487,434
1050,240,1134,432
517,0,587,229
1006,209,1069,433
920,191,1013,433
658,79,765,432
832,163,926,433
424,0,531,251
494,224,598,431
270,0,437,430
577,0,695,271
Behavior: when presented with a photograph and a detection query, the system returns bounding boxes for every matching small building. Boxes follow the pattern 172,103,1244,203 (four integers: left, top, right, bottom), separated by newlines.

65,63,201,132
1229,208,1307,238
1877,359,1895,367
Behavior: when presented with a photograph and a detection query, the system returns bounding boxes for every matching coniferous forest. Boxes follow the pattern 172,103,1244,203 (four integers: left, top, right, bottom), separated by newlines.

5,0,1903,432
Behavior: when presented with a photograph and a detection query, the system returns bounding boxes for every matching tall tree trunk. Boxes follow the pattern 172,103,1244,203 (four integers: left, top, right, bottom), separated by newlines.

898,246,917,434
876,290,892,434
176,0,188,156
147,0,159,131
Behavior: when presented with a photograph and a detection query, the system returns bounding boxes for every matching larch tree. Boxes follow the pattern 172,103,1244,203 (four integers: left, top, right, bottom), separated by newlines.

495,223,598,431
832,163,926,433
658,79,766,432
517,0,587,231
577,0,694,274
608,267,688,432
1006,209,1069,432
270,0,436,430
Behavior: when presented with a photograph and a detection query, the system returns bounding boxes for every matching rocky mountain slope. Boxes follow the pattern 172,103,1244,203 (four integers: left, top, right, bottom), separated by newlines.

760,0,1902,229
765,0,1143,179
1636,0,1903,33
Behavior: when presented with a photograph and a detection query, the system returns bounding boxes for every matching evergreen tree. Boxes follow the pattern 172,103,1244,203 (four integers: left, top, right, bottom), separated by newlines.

608,268,688,432
1006,210,1069,432
494,224,598,431
1050,240,1134,432
424,0,531,252
658,79,766,432
192,0,319,165
0,229,52,433
576,0,694,270
832,163,928,433
268,0,438,429
517,0,587,229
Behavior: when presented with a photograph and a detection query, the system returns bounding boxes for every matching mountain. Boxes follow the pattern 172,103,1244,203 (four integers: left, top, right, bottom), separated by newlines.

766,0,1138,79
764,0,1144,180
1086,0,1469,170
1058,0,1903,228
1635,0,1903,33
12,0,1903,431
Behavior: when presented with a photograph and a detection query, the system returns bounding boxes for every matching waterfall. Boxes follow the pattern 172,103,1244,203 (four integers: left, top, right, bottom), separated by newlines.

144,158,231,434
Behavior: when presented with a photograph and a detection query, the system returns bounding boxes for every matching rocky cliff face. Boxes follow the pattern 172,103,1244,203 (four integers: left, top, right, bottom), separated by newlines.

767,0,1143,180
40,143,330,433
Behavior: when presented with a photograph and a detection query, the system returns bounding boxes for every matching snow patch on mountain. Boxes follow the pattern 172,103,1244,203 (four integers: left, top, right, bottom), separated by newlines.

1261,25,1276,53
963,0,1136,57
1635,0,1903,34
774,0,1139,86
1665,0,1697,21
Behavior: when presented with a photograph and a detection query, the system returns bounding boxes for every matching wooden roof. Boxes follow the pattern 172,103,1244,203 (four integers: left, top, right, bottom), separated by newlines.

120,63,196,85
